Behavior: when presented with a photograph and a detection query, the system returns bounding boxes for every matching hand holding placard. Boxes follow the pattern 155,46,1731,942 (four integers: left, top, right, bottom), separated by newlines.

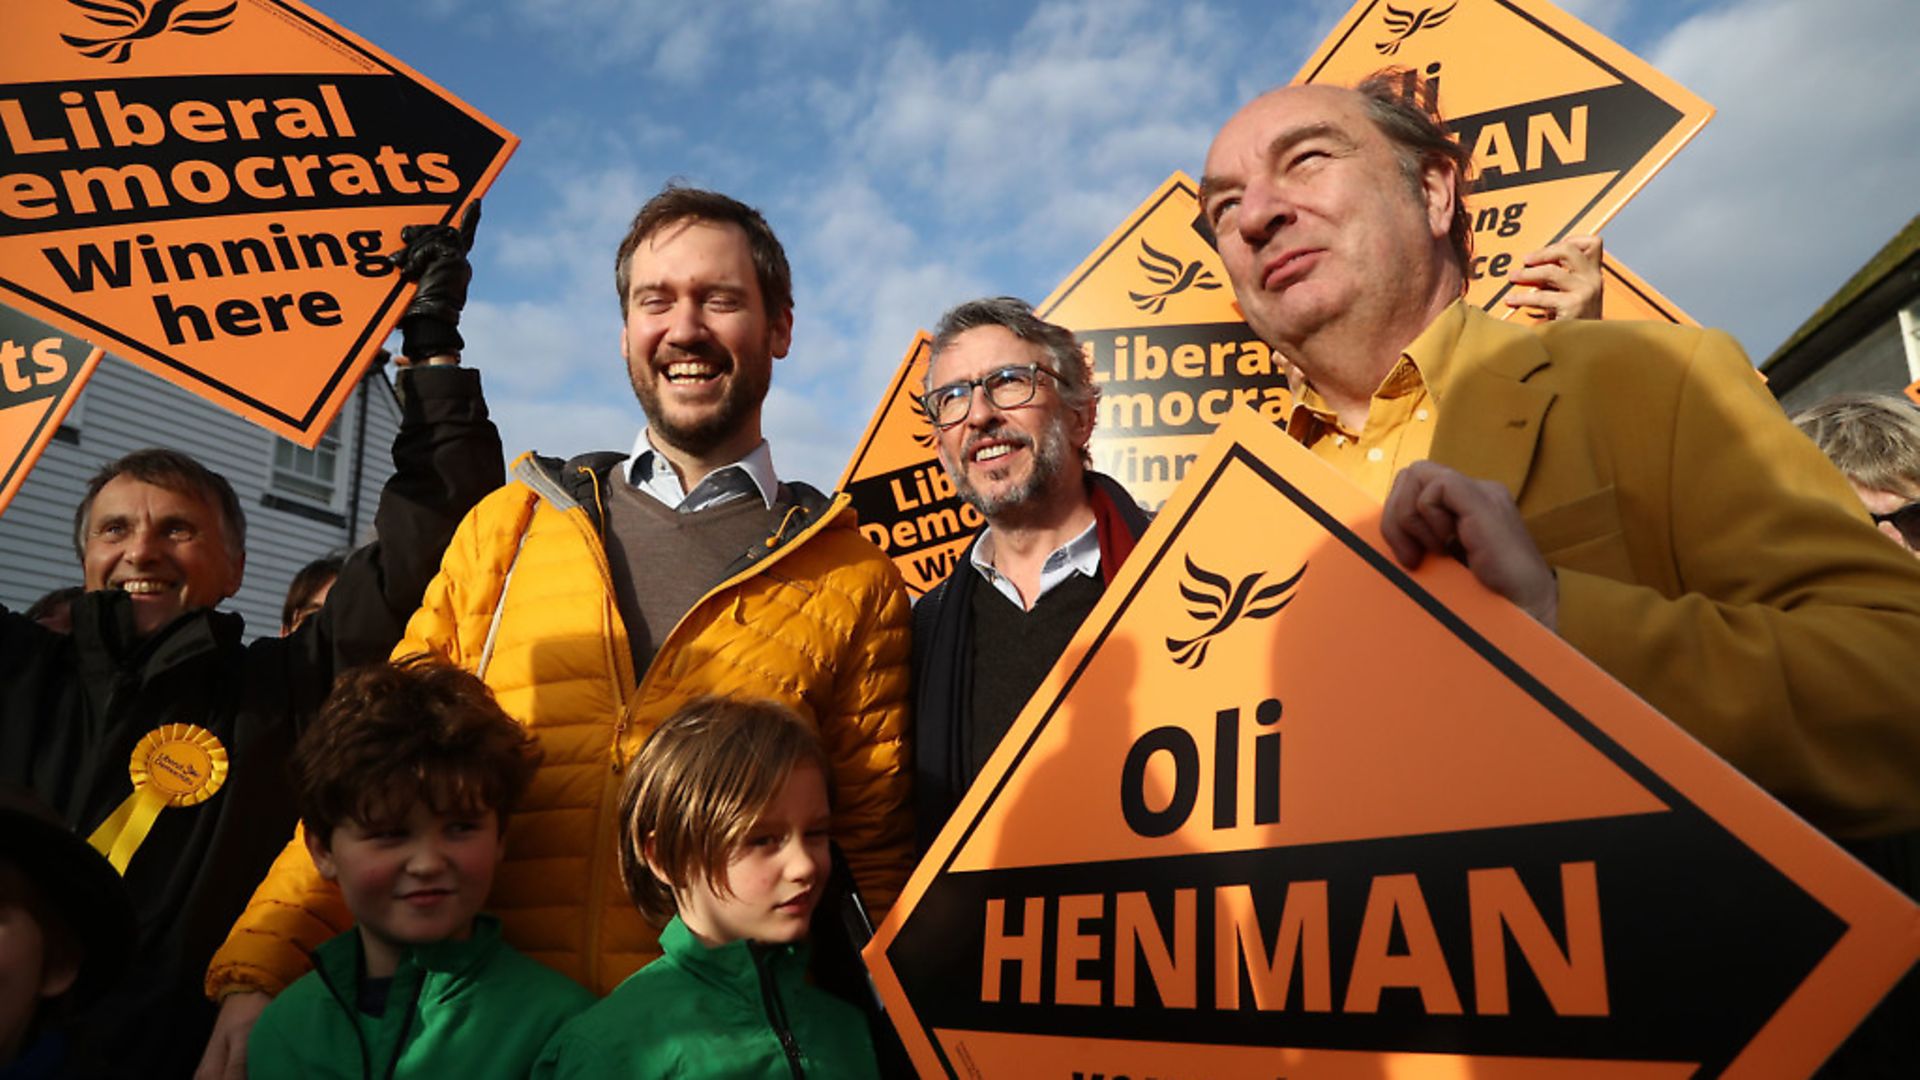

388,201,480,362
1382,459,1559,630
1504,235,1605,321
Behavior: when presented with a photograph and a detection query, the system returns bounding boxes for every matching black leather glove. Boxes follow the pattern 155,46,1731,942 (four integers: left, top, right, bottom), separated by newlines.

388,201,480,360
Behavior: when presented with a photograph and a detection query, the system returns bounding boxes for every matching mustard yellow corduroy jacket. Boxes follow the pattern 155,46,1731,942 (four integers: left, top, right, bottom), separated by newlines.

207,451,913,998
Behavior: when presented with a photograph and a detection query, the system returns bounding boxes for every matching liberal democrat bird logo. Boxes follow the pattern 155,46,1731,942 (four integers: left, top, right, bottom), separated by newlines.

1166,556,1305,669
1375,2,1455,55
1128,239,1221,316
63,0,238,65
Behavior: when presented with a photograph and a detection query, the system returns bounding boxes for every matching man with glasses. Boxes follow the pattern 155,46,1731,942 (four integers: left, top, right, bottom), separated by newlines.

910,297,1153,849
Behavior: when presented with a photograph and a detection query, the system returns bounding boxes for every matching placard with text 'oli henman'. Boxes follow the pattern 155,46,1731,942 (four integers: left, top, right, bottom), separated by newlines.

1296,0,1713,315
866,407,1920,1079
0,0,516,445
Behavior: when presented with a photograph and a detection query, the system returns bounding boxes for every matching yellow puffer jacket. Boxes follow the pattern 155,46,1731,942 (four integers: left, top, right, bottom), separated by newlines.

207,452,912,997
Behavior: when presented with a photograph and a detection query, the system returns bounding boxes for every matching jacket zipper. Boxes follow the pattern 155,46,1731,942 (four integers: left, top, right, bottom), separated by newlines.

755,948,806,1080
311,951,373,1079
380,971,421,1080
560,493,627,994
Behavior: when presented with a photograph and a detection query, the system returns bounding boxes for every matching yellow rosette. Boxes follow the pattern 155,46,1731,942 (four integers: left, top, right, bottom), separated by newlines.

87,724,228,873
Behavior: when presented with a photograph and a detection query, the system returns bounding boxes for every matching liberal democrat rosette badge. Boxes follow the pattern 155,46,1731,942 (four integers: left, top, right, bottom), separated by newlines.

88,724,228,873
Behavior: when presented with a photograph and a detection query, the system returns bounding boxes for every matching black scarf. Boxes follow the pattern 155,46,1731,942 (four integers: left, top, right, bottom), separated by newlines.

910,472,1151,854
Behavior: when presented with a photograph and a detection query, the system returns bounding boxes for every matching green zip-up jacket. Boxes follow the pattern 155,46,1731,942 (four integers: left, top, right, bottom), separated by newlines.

533,917,880,1079
248,916,592,1079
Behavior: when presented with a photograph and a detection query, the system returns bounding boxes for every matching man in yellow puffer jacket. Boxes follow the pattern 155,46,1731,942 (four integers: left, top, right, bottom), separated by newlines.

195,186,912,1078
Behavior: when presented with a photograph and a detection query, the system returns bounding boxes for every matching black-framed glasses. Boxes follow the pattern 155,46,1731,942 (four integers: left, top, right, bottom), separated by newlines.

1871,500,1920,550
919,363,1067,429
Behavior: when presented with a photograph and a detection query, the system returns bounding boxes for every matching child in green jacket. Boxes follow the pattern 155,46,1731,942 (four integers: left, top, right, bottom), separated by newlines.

247,657,593,1079
534,697,882,1079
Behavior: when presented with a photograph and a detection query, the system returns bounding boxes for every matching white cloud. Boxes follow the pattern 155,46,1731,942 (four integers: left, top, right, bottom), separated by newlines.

1604,0,1920,359
442,0,1338,488
435,0,885,78
767,173,986,483
843,3,1228,224
757,0,886,35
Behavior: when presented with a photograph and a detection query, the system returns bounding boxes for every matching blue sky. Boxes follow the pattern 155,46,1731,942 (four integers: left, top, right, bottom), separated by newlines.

322,0,1918,488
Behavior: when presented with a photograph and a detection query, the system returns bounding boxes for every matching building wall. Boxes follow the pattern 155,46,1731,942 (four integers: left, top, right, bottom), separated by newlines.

1777,317,1914,415
0,356,400,641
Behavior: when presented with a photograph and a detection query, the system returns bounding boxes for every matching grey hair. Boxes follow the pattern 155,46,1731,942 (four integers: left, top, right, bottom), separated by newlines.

928,296,1099,418
1354,68,1474,280
1793,392,1920,496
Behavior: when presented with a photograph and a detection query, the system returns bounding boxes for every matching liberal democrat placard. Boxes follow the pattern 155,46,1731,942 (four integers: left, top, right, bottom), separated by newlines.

0,0,516,444
0,300,100,516
1037,172,1286,512
1297,0,1713,313
836,333,982,596
867,407,1920,1079
1601,255,1696,325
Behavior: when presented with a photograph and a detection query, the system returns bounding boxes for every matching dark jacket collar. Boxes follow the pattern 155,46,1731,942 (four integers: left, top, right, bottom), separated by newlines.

69,591,243,715
312,913,507,1003
912,471,1151,852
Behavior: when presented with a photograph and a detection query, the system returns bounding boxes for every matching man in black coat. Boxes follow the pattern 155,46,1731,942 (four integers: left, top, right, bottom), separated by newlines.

910,298,1152,852
0,213,502,1078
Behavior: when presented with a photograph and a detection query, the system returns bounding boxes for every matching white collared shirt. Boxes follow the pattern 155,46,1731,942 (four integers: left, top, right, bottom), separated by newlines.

621,429,780,512
969,520,1101,610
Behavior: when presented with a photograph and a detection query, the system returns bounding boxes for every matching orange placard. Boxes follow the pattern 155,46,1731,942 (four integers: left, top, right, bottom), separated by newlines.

1038,173,1286,511
1599,255,1698,325
0,0,516,445
867,407,1920,1078
1503,255,1698,327
836,333,982,596
1297,0,1713,314
0,301,101,516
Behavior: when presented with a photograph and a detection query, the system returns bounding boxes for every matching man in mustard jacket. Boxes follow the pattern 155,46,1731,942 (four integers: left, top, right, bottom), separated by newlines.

1198,75,1920,841
196,186,912,1078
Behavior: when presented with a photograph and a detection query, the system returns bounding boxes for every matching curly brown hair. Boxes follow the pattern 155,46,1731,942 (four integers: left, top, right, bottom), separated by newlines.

296,654,541,844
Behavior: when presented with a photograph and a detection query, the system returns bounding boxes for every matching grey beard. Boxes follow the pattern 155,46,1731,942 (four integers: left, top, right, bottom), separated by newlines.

951,416,1071,522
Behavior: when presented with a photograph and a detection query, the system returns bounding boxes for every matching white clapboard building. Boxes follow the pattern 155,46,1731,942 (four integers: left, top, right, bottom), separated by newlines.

1764,213,1920,412
0,356,401,642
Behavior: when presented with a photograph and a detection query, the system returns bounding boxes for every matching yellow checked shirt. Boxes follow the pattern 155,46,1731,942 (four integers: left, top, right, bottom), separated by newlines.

1284,309,1457,500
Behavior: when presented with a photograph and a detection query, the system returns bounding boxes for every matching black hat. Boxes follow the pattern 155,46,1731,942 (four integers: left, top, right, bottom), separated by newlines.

0,788,137,1007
